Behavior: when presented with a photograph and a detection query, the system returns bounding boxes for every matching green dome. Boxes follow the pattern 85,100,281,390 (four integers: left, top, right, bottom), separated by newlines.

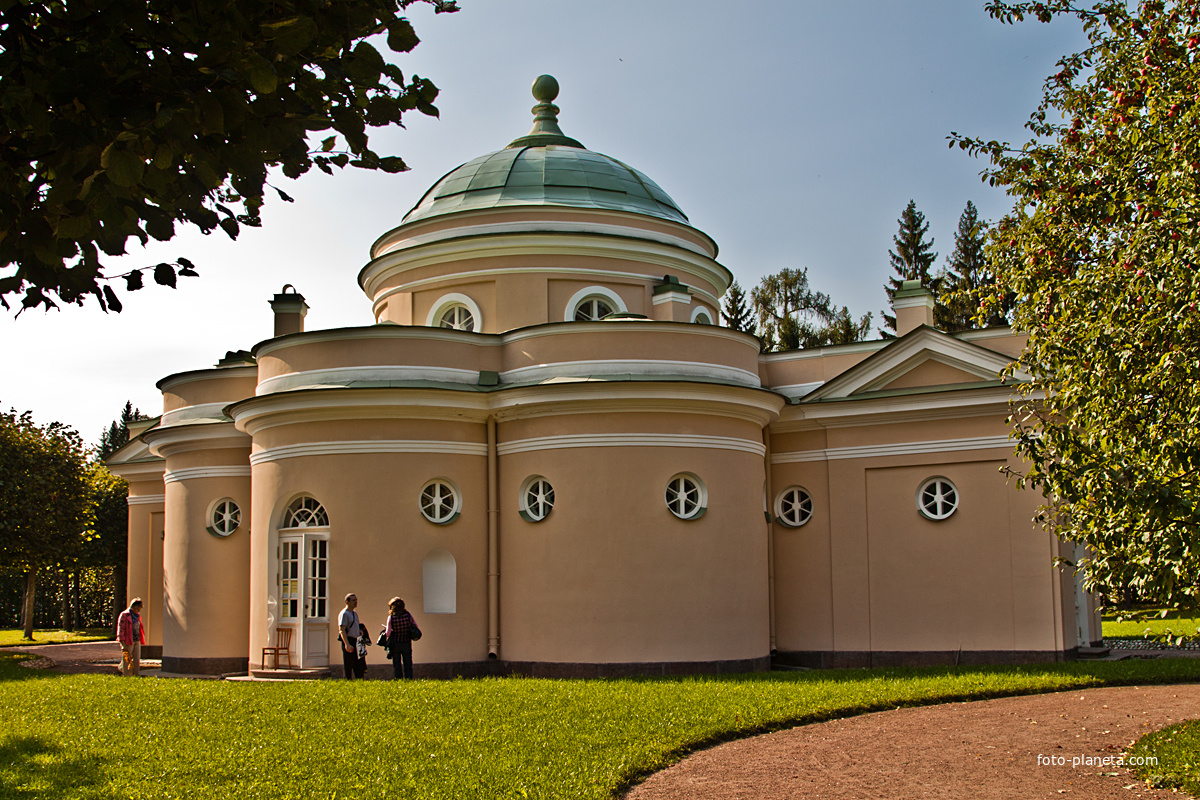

401,76,688,225
402,146,688,224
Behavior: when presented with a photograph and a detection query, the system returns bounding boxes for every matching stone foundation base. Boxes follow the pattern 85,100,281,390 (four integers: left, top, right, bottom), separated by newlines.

161,655,249,675
773,649,1078,670
344,656,771,680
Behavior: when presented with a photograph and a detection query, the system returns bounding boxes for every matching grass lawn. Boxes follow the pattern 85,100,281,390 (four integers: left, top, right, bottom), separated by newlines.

2,655,1200,799
1130,718,1200,794
1102,608,1200,639
0,628,112,648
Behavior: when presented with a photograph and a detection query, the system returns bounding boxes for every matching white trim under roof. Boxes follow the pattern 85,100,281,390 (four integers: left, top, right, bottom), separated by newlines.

498,433,765,456
250,440,488,465
771,435,1014,463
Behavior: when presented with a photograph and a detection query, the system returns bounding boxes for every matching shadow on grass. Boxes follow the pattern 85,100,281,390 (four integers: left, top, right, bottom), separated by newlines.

0,653,69,683
0,735,107,798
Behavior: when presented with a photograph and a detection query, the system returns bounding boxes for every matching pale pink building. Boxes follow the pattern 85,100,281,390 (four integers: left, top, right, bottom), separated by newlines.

107,77,1100,676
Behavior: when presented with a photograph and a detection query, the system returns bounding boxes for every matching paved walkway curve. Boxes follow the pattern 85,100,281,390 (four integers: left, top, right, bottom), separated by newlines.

624,684,1200,800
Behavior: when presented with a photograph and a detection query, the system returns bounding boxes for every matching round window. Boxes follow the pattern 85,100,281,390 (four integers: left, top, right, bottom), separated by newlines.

775,486,813,528
420,479,461,524
439,304,475,331
574,297,614,321
917,477,958,520
519,476,555,522
208,499,241,537
665,473,706,520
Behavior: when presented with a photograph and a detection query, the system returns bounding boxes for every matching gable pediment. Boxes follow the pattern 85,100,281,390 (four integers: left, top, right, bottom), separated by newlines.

802,327,1024,402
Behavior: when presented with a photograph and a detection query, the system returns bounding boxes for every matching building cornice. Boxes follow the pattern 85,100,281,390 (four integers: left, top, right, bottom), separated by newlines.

250,440,489,466
499,433,765,457
771,435,1014,463
143,421,251,458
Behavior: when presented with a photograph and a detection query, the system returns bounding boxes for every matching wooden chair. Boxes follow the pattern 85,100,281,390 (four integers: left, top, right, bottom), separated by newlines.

261,627,294,670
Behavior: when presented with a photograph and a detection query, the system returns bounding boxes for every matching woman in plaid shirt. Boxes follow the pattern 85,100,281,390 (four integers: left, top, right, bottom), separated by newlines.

384,597,420,679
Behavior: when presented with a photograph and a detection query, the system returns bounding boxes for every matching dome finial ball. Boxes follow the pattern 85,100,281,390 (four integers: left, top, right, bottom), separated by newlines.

531,75,559,102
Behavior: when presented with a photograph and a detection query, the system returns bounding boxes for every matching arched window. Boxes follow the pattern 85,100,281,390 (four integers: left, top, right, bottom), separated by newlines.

423,549,456,614
565,286,627,321
574,297,613,321
917,477,959,520
439,304,475,331
426,293,483,332
665,473,707,520
775,486,813,528
283,496,328,528
690,306,714,325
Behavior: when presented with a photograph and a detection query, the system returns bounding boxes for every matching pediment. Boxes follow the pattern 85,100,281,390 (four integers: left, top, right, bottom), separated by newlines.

802,327,1024,402
105,421,161,466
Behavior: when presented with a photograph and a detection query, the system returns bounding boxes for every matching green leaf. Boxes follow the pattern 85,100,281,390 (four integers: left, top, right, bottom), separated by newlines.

100,145,145,187
387,19,420,53
262,16,318,56
153,263,176,287
244,53,279,95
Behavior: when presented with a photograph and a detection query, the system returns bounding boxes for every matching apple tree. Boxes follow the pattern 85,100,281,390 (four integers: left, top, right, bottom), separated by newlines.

953,0,1200,610
0,0,457,313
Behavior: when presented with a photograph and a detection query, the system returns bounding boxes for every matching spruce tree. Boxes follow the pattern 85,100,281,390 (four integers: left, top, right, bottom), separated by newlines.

881,200,938,336
721,280,754,334
97,401,143,460
937,201,995,331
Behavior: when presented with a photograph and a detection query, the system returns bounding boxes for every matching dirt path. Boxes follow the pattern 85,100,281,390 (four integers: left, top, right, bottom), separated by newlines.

625,684,1200,799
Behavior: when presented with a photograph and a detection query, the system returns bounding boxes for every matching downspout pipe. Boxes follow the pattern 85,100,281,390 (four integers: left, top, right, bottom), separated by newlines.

487,416,500,660
764,427,777,655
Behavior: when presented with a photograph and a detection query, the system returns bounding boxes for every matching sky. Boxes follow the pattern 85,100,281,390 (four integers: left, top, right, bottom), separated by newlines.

0,0,1090,446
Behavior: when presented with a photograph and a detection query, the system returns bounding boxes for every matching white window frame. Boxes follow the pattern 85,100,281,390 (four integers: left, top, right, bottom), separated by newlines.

206,497,241,537
690,305,714,325
426,292,483,331
665,473,707,520
420,478,462,524
917,476,959,521
564,286,628,321
283,496,328,528
519,475,555,522
774,486,814,528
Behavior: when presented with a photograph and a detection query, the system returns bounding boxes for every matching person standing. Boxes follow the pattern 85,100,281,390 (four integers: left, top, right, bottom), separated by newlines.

384,597,420,680
116,598,145,676
337,593,367,679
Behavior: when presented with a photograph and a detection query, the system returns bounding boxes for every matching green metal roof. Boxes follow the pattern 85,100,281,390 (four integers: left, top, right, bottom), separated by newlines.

402,76,688,225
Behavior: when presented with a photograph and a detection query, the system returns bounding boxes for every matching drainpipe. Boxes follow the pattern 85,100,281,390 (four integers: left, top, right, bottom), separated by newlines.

764,428,777,655
487,416,500,660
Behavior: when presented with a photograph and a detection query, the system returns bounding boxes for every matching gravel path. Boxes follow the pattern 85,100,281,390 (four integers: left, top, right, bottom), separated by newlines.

625,684,1200,800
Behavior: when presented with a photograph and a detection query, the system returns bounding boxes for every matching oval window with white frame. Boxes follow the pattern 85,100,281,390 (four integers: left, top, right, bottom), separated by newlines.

565,286,627,322
420,479,461,524
917,476,958,521
207,498,241,537
665,473,707,520
426,293,482,332
775,486,813,528
519,476,555,522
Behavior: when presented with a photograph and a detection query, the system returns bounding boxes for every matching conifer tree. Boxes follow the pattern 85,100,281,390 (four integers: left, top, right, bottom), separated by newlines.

97,401,143,460
937,201,1002,331
881,200,939,336
721,280,754,334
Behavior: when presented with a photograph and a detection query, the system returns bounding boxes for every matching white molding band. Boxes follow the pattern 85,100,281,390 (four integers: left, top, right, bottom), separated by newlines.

498,433,766,456
772,381,825,399
771,435,1014,464
127,494,166,506
250,440,489,465
652,290,692,306
256,365,480,395
160,401,232,427
164,466,252,483
500,359,761,388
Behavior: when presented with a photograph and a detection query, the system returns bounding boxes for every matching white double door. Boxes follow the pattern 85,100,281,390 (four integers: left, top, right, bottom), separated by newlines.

280,533,330,667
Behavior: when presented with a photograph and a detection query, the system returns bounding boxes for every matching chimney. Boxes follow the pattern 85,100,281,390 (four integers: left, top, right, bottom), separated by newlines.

893,279,934,336
270,284,308,337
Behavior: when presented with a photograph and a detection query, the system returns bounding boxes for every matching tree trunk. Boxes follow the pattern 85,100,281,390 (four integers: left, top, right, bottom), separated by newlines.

111,565,125,628
59,569,71,631
69,571,80,630
21,568,37,640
